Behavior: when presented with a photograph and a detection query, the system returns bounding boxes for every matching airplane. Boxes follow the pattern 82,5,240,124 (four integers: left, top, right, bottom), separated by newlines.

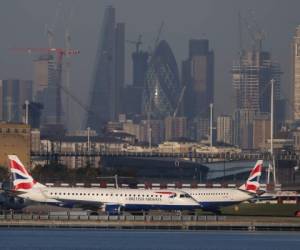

7,155,199,215
182,160,263,213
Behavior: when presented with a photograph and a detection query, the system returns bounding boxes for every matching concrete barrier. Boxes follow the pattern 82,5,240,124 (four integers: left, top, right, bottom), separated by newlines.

0,213,227,223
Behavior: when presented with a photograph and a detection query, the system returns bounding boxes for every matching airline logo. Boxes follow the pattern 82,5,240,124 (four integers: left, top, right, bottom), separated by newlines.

245,160,263,193
155,191,177,198
8,155,35,191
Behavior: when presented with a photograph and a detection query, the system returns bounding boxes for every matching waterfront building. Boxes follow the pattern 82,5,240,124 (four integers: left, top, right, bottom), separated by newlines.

182,39,214,119
188,117,209,142
164,116,187,141
0,79,32,123
31,129,41,153
217,115,234,145
40,136,126,168
142,40,181,119
252,113,271,150
0,122,30,168
234,109,256,149
86,6,125,132
122,120,140,141
139,119,164,145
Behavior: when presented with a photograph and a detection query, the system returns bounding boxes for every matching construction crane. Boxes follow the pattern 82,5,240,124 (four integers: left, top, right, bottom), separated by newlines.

154,21,164,50
45,0,63,48
242,11,265,51
173,86,186,118
126,34,143,53
148,21,165,60
10,47,80,124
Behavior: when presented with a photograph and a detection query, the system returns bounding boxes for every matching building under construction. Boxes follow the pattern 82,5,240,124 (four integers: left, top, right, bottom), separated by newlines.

232,51,281,149
33,54,57,125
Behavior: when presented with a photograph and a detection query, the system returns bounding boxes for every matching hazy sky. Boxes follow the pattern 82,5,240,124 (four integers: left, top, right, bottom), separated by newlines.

1,0,299,130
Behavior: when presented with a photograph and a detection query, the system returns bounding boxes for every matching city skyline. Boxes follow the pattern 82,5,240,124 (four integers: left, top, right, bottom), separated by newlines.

1,0,300,130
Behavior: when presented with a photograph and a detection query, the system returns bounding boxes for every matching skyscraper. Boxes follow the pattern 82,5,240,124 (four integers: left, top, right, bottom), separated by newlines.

86,6,125,133
33,54,57,124
132,51,149,87
232,50,281,149
182,39,214,119
142,40,181,119
292,25,300,121
232,51,281,113
0,79,32,122
114,22,125,117
121,45,148,117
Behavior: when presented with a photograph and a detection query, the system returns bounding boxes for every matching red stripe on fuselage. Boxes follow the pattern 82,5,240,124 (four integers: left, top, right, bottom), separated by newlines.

155,191,175,195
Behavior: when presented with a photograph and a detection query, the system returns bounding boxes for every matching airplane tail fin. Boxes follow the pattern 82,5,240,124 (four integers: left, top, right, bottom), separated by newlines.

239,160,263,194
8,155,44,191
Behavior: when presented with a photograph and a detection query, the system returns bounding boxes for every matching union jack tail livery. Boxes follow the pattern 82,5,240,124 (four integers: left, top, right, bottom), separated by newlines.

8,155,44,191
239,160,263,193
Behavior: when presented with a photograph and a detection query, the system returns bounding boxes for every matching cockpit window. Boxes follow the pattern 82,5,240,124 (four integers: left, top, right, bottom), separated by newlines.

180,194,191,198
169,193,177,198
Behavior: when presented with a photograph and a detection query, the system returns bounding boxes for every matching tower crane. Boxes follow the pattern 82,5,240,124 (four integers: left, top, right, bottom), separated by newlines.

45,0,63,48
242,11,265,52
126,34,143,53
173,86,186,118
10,47,80,124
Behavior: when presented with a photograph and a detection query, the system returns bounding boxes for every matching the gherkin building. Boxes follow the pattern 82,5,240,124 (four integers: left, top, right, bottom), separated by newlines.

142,40,181,119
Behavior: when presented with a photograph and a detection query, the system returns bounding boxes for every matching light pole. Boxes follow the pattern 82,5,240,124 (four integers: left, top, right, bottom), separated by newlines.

268,79,277,185
25,100,29,125
209,103,214,149
87,127,91,154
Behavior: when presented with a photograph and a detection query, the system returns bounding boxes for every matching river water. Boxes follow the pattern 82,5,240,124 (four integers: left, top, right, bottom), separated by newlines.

0,229,299,250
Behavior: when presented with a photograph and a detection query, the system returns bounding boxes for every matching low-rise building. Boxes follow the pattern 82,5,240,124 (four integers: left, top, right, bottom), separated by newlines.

0,122,30,168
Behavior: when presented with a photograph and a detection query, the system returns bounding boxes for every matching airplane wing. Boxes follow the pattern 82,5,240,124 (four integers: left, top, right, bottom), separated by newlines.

53,198,124,214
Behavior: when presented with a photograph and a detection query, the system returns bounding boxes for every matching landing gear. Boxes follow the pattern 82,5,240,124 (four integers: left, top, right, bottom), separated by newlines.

214,210,222,215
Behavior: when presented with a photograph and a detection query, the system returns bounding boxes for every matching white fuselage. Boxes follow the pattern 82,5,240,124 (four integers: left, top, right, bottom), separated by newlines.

183,188,253,210
17,186,199,211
